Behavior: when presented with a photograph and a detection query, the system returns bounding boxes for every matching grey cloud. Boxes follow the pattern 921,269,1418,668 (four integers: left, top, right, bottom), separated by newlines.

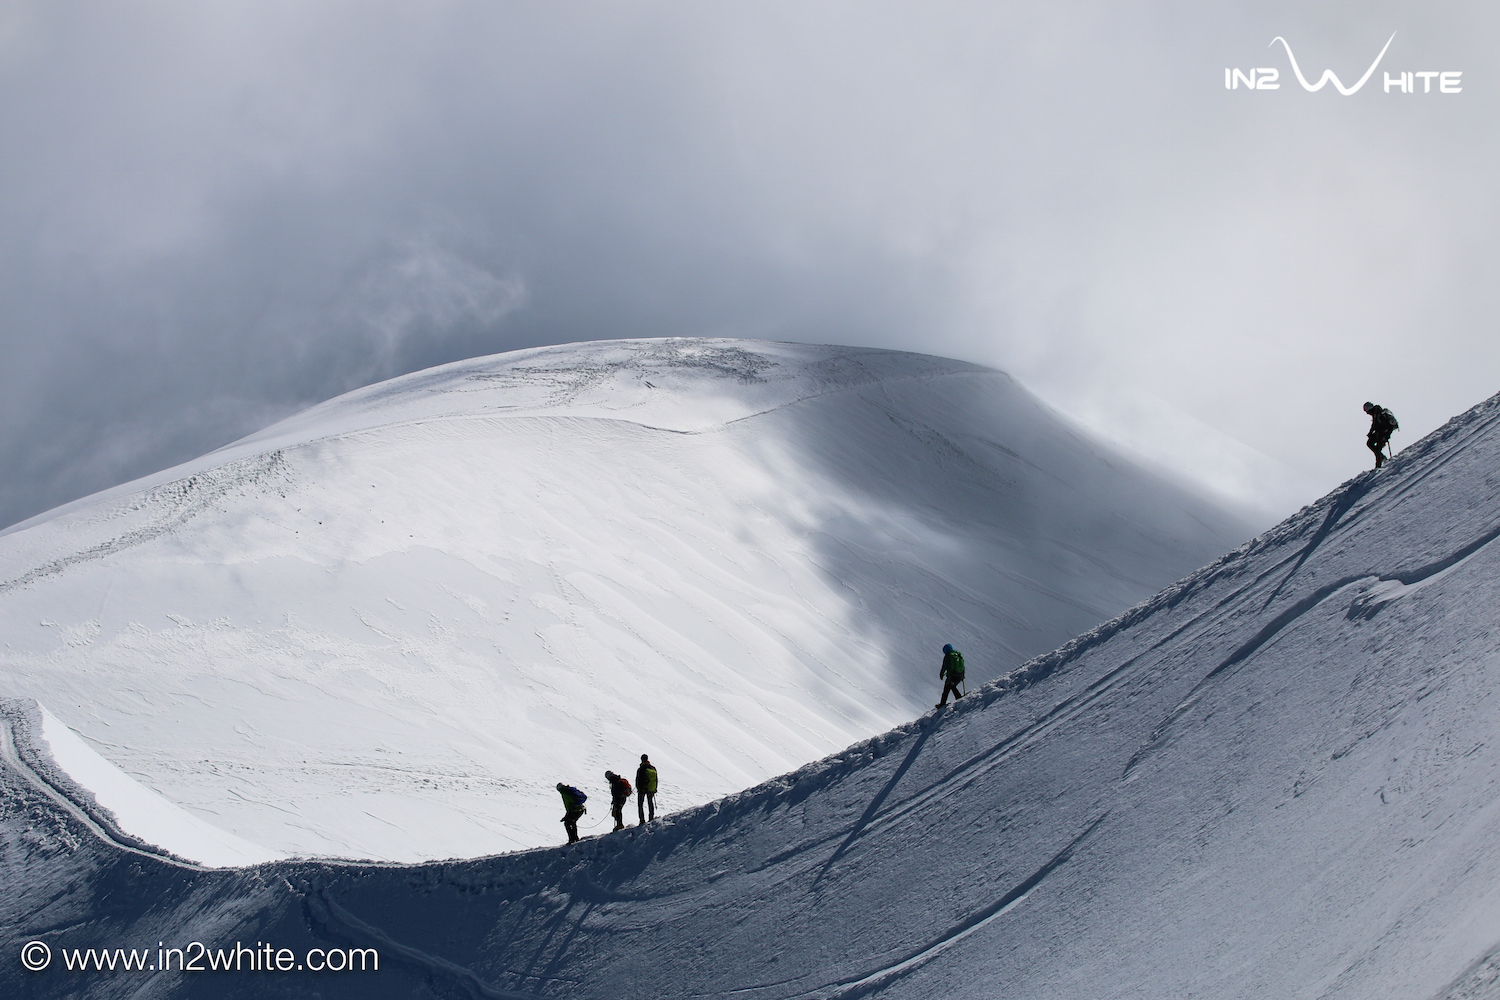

2,0,1496,528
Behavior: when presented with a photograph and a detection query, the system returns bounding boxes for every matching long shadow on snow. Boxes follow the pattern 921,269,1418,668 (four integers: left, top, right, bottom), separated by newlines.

810,716,937,887
1259,475,1373,611
1125,479,1500,778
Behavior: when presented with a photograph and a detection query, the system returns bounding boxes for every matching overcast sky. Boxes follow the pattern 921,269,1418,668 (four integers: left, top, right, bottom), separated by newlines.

2,1,1495,529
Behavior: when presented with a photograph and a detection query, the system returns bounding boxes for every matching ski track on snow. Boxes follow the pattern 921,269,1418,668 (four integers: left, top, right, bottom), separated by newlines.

786,813,1110,1000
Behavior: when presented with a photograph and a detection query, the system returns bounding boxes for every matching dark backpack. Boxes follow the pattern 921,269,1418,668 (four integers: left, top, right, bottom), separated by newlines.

567,785,587,806
943,649,965,676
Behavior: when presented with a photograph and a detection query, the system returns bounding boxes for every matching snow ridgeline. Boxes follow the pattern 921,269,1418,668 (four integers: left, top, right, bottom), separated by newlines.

0,339,1250,861
5,382,1500,998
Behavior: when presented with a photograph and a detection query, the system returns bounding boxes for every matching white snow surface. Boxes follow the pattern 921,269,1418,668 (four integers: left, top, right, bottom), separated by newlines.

0,339,1249,861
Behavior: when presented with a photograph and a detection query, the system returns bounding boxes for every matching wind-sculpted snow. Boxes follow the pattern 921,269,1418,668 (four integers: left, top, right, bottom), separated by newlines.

6,386,1500,999
0,339,1248,860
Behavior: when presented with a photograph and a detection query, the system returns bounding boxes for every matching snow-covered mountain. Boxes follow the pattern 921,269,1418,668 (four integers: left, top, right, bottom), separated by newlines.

0,339,1250,860
4,380,1499,1000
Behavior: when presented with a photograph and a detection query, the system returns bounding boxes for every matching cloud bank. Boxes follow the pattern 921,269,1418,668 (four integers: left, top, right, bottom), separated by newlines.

1,0,1495,528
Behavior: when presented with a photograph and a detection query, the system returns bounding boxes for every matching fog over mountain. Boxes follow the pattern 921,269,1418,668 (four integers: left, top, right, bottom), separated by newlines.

3,1,1498,529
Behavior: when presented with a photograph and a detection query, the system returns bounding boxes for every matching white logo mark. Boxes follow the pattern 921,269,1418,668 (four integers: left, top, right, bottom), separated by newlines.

1225,33,1462,96
1270,33,1396,94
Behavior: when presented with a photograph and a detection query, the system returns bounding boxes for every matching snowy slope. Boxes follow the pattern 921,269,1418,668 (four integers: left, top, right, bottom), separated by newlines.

0,339,1249,861
4,384,1499,1000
